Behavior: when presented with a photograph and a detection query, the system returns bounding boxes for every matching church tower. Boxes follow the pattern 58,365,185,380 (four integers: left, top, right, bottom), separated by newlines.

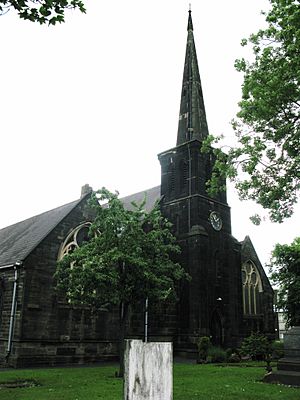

158,10,243,348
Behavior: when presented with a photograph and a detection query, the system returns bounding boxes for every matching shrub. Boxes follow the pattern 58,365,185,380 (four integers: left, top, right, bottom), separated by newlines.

272,340,284,359
227,353,241,363
208,346,227,363
196,336,211,363
225,348,232,359
225,347,241,362
240,333,270,361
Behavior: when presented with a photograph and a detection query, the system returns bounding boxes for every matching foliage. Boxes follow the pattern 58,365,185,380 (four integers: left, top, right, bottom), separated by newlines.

207,346,227,363
196,336,211,363
55,187,187,310
227,352,241,363
1,363,300,400
202,0,300,223
226,348,241,363
55,188,188,374
240,332,270,361
0,0,86,25
270,237,300,326
271,340,284,359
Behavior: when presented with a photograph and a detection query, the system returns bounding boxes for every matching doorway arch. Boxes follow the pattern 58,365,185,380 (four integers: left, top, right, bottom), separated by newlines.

210,309,224,346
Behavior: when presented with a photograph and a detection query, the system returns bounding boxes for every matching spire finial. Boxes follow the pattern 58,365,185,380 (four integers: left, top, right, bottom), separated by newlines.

187,6,193,31
177,9,209,145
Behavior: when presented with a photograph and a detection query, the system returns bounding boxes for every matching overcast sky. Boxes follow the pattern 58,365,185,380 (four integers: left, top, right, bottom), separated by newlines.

0,0,299,267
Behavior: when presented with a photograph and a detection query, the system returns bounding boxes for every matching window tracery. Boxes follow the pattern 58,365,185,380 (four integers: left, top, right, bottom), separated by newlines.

241,260,263,315
57,222,92,261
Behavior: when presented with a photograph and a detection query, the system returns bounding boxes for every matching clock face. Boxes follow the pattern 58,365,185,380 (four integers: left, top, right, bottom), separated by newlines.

209,211,222,231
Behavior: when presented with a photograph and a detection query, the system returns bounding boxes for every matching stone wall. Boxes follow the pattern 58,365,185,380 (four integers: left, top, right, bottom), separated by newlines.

0,198,121,367
0,267,25,365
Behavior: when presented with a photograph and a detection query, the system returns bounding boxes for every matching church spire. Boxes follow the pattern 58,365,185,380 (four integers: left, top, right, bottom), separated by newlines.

187,8,193,31
176,9,209,145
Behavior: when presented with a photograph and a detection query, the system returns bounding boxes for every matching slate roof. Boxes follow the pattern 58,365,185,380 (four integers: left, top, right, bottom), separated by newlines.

119,185,161,212
0,186,161,267
0,198,84,267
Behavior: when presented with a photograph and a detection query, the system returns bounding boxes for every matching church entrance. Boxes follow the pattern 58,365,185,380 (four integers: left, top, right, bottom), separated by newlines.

210,310,223,346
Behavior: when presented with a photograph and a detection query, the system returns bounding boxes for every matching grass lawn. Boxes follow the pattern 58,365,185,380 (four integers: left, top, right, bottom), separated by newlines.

0,362,298,400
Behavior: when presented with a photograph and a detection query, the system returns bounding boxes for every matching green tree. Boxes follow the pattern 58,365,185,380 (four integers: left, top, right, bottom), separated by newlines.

0,0,86,25
270,237,300,327
55,188,188,376
203,0,300,223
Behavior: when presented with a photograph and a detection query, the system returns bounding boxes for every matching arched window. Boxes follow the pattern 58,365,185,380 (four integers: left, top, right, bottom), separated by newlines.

241,261,263,315
57,222,92,261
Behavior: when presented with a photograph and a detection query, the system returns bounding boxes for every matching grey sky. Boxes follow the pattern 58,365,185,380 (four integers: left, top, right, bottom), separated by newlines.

0,0,299,267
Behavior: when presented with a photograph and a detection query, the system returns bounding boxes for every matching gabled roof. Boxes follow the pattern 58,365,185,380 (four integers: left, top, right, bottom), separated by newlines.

0,198,84,267
240,235,273,293
0,186,161,268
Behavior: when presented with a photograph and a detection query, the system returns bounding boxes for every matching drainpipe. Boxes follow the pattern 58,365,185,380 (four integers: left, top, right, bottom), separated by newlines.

5,261,22,362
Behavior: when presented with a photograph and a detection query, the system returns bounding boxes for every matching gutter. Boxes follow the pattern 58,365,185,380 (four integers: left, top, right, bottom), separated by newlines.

0,263,16,270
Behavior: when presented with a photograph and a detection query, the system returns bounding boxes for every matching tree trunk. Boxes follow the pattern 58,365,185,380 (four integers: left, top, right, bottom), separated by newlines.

118,302,129,378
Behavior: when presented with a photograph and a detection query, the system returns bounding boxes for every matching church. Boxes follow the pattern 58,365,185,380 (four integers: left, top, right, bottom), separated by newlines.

0,11,275,367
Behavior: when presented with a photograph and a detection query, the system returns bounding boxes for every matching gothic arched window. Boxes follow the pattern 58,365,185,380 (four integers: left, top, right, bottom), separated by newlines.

57,222,92,261
241,261,263,315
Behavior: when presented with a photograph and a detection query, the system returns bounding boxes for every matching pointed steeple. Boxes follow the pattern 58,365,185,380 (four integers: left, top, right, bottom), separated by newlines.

176,10,209,145
187,7,193,31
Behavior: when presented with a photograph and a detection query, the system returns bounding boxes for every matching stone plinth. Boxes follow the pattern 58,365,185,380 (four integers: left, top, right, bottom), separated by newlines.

282,326,300,359
264,326,300,387
124,340,173,400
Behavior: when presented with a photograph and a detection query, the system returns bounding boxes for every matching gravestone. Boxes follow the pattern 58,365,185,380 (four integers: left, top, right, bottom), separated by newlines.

264,326,300,386
124,339,172,400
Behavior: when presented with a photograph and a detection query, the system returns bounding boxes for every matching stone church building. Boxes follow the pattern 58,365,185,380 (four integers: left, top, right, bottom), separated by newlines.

0,11,275,367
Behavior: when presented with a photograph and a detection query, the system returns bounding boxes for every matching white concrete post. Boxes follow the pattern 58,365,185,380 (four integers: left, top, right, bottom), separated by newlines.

124,339,173,400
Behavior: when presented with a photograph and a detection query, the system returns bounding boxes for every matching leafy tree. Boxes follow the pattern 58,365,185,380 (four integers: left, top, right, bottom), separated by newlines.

270,237,300,327
203,0,300,223
0,0,86,25
55,188,188,376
